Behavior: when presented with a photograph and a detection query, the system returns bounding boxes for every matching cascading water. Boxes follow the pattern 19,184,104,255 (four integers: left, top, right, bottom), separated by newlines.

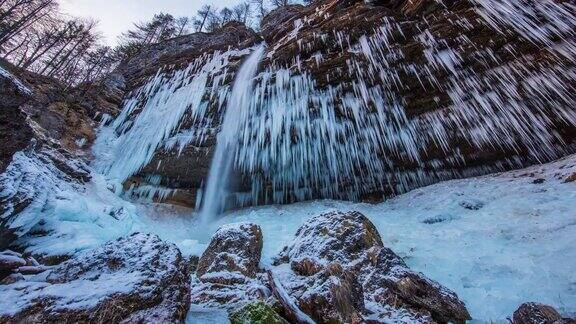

198,45,266,224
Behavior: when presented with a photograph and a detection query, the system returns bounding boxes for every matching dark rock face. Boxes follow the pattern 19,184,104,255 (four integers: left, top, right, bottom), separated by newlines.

191,223,270,311
273,211,471,323
116,21,261,92
0,63,33,174
197,222,263,281
0,233,190,323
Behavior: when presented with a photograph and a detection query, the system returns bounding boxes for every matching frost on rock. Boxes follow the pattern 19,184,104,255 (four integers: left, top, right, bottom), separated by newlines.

272,211,471,323
197,222,263,280
191,222,270,313
0,144,89,249
0,233,190,323
511,302,566,324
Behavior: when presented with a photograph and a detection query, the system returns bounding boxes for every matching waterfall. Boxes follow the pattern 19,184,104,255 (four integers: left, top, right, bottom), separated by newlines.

199,45,266,223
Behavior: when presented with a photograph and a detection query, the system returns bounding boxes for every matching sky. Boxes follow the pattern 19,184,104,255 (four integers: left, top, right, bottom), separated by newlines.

59,0,244,45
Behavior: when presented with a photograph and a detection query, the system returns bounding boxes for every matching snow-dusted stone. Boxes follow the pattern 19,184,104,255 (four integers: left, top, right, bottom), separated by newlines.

190,223,270,312
511,302,565,324
197,222,263,282
274,210,383,275
0,251,26,281
273,211,470,323
0,233,190,323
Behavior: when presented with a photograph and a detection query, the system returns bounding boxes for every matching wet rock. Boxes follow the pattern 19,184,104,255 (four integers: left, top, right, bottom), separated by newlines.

273,211,470,323
0,233,190,323
1,273,24,285
197,222,263,281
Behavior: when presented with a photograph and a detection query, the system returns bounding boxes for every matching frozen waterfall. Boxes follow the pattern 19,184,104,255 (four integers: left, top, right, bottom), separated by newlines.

198,45,266,223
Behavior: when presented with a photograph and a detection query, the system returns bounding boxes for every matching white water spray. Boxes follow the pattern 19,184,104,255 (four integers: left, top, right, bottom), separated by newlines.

199,45,266,224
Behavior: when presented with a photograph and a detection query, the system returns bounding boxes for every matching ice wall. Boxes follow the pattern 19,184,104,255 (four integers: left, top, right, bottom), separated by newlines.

95,0,576,207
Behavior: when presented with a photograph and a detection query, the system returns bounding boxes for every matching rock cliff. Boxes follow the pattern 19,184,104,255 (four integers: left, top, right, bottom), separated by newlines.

95,0,576,208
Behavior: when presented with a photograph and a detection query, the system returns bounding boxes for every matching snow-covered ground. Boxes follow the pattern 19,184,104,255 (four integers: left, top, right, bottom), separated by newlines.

137,155,576,321
9,153,576,321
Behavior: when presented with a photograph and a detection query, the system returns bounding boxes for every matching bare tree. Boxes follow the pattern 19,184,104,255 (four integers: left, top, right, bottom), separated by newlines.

232,2,252,24
194,5,213,32
270,0,292,8
0,0,57,47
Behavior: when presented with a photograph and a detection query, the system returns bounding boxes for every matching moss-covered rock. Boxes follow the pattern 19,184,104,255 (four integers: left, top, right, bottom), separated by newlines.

230,302,288,324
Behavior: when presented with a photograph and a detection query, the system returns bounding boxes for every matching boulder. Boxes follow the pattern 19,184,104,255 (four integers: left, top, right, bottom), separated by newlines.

197,222,263,281
275,210,383,273
511,302,568,324
0,233,190,323
273,211,471,323
190,223,269,311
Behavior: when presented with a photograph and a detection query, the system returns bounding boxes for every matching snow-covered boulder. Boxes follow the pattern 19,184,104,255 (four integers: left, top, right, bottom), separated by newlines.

511,302,568,324
274,210,383,275
272,211,471,323
197,222,263,282
0,233,190,323
190,223,270,312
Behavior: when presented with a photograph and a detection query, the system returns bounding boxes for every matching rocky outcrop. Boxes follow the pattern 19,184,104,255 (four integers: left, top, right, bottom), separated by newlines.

0,250,47,284
272,211,471,323
197,222,263,281
117,21,261,92
190,223,270,311
0,62,33,174
101,0,576,209
512,302,575,324
0,233,190,323
0,59,118,250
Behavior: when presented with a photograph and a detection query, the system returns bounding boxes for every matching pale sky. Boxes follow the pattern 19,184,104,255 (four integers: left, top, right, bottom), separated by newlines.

59,0,245,45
